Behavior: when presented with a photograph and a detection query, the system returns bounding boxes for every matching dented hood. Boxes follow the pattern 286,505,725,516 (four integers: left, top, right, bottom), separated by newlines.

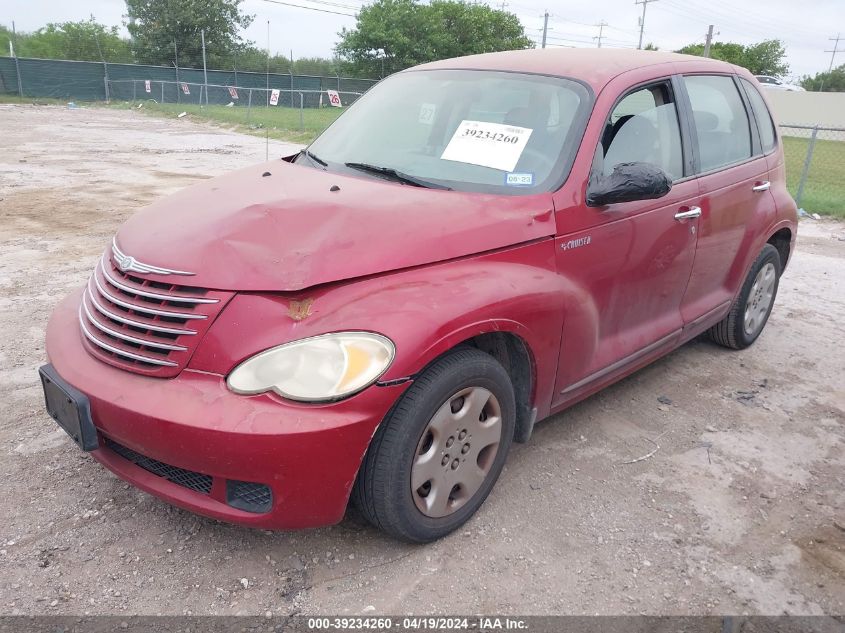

116,160,555,292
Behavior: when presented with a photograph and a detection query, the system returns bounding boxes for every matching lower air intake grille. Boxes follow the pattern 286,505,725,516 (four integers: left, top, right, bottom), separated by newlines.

226,480,273,514
105,437,213,495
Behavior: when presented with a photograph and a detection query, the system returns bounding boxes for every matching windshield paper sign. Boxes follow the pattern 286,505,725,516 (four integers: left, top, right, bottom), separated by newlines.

441,120,532,172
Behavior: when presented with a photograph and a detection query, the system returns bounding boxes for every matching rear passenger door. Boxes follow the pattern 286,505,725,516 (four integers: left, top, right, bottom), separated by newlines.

677,74,774,325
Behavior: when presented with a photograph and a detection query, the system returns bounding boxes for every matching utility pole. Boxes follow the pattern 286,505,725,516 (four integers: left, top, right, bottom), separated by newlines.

11,21,23,97
594,21,608,48
635,0,657,50
703,24,715,57
541,11,550,49
266,20,270,107
499,0,507,10
201,29,209,106
825,33,842,73
93,29,110,102
821,33,843,92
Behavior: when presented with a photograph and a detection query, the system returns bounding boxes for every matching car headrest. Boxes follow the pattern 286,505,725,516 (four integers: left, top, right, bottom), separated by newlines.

693,110,719,132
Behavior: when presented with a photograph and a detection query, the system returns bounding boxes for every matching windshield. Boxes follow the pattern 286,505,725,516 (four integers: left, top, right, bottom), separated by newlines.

302,69,592,195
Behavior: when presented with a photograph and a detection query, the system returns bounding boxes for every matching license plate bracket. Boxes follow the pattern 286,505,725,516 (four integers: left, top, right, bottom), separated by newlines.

39,364,99,451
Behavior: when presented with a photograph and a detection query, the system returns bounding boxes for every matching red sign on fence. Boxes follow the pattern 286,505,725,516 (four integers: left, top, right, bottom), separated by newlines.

228,87,239,99
269,89,280,106
144,80,151,93
181,83,190,95
326,89,342,107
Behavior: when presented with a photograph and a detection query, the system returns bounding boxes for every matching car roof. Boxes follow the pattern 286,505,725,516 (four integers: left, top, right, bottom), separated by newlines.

411,48,739,91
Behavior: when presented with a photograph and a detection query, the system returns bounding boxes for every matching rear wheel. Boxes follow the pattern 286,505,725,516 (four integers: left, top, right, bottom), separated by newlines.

708,243,782,349
352,347,515,542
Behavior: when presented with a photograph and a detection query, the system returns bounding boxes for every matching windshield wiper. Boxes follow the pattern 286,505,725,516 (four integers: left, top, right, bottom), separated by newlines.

301,149,327,168
344,162,452,190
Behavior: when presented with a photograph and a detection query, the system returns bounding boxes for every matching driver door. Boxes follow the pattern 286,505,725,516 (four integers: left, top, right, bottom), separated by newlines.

552,78,701,405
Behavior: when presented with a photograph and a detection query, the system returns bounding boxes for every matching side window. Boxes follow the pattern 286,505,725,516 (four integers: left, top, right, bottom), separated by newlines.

741,78,777,153
684,75,752,172
599,82,684,181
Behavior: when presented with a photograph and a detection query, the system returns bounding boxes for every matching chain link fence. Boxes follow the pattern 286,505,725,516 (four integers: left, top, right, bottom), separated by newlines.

108,78,363,131
0,55,377,104
780,124,845,216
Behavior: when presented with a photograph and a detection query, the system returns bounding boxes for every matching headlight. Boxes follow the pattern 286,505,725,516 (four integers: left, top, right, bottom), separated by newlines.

226,332,395,402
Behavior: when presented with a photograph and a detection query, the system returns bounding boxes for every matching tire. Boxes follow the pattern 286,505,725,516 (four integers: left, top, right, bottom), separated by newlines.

708,243,782,350
352,347,516,543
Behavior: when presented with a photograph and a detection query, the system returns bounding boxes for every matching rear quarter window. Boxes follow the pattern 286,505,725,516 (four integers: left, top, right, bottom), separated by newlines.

684,75,752,172
740,78,777,154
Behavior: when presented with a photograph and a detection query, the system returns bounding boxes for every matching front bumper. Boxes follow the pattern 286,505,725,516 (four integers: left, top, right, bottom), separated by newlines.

45,289,408,529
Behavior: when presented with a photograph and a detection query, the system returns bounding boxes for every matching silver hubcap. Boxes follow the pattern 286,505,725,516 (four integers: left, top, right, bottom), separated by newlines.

744,262,776,337
411,387,502,518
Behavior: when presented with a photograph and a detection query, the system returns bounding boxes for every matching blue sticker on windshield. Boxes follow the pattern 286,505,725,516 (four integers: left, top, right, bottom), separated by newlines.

505,172,534,186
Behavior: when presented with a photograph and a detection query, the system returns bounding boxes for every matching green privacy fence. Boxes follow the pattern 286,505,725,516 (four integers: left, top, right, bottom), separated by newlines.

0,56,377,103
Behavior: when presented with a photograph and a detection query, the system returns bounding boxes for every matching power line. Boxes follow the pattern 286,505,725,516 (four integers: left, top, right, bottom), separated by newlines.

659,0,820,44
259,0,357,17
545,35,598,45
675,0,822,39
655,2,778,43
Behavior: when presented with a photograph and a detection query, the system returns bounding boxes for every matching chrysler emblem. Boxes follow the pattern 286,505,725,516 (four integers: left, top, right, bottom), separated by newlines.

115,253,136,272
111,238,195,276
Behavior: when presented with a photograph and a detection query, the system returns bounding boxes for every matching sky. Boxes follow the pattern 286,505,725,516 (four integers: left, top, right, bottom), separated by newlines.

3,0,843,79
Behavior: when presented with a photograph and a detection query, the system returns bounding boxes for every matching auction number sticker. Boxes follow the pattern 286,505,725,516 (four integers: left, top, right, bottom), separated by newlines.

418,102,437,125
441,120,532,172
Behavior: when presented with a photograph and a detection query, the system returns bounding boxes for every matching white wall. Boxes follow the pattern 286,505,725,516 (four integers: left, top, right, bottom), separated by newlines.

764,90,845,129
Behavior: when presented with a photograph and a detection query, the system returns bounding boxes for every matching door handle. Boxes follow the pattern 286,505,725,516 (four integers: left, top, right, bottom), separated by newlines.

752,181,771,192
674,206,702,220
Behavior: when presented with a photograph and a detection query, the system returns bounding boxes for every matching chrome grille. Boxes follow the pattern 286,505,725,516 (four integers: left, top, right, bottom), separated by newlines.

79,253,232,377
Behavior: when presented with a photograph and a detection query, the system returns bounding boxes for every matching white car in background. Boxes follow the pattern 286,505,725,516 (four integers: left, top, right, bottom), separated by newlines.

754,75,806,91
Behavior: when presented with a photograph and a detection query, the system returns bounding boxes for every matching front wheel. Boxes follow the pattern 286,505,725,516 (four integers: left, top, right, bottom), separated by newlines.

352,347,515,542
708,243,782,349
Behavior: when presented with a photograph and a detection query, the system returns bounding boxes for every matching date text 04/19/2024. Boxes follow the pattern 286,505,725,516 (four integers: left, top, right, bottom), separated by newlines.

306,617,528,631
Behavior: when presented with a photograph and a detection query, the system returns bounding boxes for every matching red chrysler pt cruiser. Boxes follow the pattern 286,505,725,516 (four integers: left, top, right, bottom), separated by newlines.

41,49,796,542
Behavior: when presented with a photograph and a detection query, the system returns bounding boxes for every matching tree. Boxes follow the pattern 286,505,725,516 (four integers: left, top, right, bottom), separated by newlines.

676,39,789,76
0,25,15,56
1,20,133,62
125,0,254,67
800,64,845,92
227,46,342,75
293,56,341,76
742,40,789,76
25,20,132,62
336,0,533,78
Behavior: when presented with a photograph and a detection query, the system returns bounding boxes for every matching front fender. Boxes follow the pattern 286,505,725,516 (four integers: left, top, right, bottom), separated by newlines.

190,239,566,419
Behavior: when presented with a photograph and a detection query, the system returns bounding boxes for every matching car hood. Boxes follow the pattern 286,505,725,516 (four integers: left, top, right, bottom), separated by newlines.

115,160,555,292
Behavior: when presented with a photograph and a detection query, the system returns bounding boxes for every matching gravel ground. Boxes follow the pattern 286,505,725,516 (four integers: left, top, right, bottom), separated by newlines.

0,104,843,617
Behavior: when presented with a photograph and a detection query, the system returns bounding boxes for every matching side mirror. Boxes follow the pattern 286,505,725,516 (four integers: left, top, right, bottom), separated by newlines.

586,161,672,207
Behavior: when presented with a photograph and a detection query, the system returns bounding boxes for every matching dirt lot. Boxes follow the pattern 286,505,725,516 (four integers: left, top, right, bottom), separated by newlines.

1,105,843,617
